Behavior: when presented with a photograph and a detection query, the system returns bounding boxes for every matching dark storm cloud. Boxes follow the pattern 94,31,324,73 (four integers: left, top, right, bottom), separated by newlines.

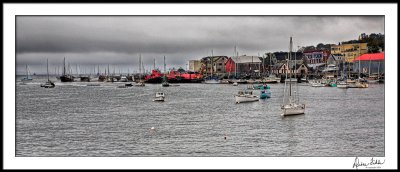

16,16,384,74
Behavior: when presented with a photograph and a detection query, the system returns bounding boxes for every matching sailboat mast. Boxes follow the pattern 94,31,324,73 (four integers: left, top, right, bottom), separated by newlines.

270,53,272,75
358,42,361,78
47,59,49,81
164,56,166,73
262,54,264,76
63,57,66,75
289,37,292,97
369,55,371,76
139,54,141,74
26,65,28,78
234,46,237,77
211,49,213,77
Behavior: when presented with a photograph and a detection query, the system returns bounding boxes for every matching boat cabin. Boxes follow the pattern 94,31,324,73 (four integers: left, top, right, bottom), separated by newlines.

155,92,165,97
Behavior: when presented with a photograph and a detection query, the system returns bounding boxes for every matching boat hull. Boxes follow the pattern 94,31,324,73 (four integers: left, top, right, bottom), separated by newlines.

60,75,74,82
153,97,165,101
336,84,348,88
281,104,305,116
260,93,271,99
146,77,163,83
235,95,259,103
204,79,221,84
162,82,170,87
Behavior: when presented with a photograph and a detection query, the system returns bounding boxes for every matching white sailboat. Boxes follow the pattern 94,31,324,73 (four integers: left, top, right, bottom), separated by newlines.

21,65,33,81
281,37,305,116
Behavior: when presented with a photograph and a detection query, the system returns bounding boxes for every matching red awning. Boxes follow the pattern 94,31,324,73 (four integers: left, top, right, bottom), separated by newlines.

353,53,384,61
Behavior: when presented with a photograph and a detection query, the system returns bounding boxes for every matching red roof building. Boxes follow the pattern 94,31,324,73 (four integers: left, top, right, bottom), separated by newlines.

353,53,384,61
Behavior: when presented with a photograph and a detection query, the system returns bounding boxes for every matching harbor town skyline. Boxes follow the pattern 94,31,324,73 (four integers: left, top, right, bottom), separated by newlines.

16,16,384,75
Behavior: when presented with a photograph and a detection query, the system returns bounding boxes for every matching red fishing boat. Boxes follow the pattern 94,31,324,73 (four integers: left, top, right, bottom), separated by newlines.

180,71,203,83
144,69,164,83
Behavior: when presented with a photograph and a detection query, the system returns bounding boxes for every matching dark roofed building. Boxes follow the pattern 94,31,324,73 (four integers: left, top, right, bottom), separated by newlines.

273,52,304,62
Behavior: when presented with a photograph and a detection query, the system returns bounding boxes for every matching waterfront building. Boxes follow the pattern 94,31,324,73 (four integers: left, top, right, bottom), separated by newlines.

188,60,202,72
273,51,304,62
200,56,228,76
303,50,330,64
225,55,262,76
331,43,368,63
272,60,308,75
352,52,385,75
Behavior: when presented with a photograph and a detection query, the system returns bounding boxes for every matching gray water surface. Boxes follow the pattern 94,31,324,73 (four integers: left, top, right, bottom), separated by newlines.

16,76,385,157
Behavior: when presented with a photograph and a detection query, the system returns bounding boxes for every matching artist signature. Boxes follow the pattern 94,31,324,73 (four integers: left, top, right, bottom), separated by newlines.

352,157,385,169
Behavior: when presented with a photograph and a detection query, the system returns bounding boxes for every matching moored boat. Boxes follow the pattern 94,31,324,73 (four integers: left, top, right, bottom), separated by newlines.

21,65,33,82
40,59,55,88
281,37,305,116
260,89,271,99
153,92,165,102
145,69,163,83
234,90,259,103
60,57,74,82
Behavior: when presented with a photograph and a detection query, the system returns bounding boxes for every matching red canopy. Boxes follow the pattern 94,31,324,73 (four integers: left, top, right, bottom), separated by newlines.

353,53,384,61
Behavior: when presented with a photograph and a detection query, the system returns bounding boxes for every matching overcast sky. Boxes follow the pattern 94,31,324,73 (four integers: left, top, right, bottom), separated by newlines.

16,16,384,74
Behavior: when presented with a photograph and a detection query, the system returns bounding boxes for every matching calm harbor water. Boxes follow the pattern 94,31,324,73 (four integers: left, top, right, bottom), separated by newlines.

16,76,385,157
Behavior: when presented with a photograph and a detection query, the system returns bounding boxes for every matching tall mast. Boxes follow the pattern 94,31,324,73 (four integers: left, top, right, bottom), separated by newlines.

289,37,292,97
234,46,237,77
270,53,272,75
47,59,49,81
358,42,361,78
63,57,66,75
211,49,213,77
153,58,156,71
26,65,28,78
262,54,265,76
237,52,239,77
139,54,142,74
369,55,371,76
164,56,166,73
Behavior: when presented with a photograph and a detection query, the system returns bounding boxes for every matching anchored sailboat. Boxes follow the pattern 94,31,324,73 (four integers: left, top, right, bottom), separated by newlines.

21,65,33,81
40,59,55,88
281,37,305,116
60,57,74,82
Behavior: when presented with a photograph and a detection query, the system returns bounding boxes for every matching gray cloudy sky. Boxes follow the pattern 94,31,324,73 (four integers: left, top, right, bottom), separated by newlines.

16,16,384,74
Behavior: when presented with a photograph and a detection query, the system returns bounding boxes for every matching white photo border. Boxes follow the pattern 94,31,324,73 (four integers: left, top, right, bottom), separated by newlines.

4,3,398,169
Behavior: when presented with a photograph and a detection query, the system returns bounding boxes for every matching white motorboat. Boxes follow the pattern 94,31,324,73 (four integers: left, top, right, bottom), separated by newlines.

310,80,325,87
232,82,238,86
234,90,259,103
120,76,128,82
336,81,348,88
204,78,221,84
153,92,165,102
